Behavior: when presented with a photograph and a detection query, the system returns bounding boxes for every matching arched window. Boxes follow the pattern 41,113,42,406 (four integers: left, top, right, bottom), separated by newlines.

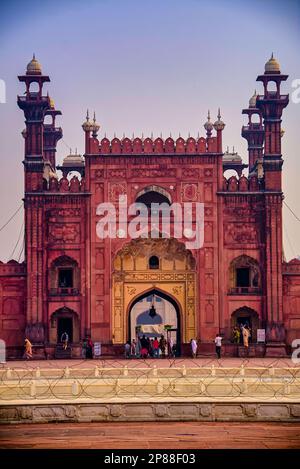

229,255,261,294
149,255,159,269
136,185,172,208
49,256,79,296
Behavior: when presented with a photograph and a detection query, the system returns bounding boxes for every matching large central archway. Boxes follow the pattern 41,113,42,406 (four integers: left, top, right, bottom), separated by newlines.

128,287,181,354
112,237,197,345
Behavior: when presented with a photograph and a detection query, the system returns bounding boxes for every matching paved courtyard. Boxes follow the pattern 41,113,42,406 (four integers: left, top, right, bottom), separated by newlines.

1,421,300,449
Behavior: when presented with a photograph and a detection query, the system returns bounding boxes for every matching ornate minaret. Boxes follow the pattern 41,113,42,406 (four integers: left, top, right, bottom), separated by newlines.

18,54,50,191
241,90,264,177
256,55,289,355
256,53,289,190
17,56,51,348
43,96,62,173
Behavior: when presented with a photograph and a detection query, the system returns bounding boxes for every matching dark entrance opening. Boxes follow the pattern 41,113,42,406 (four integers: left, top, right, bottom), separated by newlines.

57,317,73,343
128,288,181,356
236,267,250,287
58,268,73,288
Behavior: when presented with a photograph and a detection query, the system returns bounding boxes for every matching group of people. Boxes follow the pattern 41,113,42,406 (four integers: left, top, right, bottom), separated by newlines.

23,326,251,361
191,335,223,359
125,334,176,358
233,324,251,348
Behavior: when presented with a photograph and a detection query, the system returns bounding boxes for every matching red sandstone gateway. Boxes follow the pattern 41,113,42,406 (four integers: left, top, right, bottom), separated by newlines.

0,54,299,359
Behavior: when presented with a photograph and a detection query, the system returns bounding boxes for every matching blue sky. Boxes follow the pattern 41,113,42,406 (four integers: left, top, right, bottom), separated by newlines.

0,0,299,260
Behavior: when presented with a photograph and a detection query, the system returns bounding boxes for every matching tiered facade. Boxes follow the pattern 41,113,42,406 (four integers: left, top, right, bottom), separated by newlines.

0,55,300,358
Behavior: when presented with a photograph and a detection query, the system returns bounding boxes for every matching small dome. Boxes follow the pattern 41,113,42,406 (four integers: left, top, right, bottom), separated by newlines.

213,109,225,131
62,150,85,167
82,110,94,132
265,53,280,74
26,54,42,75
223,147,242,162
249,90,258,108
204,110,214,132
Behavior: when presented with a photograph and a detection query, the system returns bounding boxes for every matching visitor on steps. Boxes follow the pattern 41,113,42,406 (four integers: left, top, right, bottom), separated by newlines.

61,332,69,350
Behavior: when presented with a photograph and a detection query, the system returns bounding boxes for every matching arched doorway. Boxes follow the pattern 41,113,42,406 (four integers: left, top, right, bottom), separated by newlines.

128,288,181,355
231,307,259,343
112,237,197,346
49,307,80,344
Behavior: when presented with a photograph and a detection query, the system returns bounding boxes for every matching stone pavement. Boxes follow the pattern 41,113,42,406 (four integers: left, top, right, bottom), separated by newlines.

1,422,300,449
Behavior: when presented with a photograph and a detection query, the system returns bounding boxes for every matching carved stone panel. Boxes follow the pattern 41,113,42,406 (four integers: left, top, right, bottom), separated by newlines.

48,223,80,244
109,183,127,202
181,183,199,202
224,223,258,245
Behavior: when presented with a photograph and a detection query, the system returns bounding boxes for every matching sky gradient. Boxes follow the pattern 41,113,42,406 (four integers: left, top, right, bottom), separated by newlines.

0,0,299,261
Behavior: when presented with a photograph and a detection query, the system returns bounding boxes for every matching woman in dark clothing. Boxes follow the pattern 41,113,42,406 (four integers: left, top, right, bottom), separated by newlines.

86,337,94,358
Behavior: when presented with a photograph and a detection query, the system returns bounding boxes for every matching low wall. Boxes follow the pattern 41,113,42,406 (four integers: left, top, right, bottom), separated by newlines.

1,402,300,423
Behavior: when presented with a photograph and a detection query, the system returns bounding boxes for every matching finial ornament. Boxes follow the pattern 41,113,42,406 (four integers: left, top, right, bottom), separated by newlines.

82,108,94,133
213,108,226,131
204,109,214,136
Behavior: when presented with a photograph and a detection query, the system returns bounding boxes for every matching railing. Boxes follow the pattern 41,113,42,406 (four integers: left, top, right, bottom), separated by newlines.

49,287,79,296
229,287,261,295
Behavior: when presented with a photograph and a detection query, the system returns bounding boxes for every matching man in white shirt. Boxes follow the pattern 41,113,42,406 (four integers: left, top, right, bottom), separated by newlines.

214,333,222,359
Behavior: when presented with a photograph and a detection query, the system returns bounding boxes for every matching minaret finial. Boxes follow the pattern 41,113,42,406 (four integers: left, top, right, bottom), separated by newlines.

93,111,96,123
218,108,221,120
208,110,211,121
86,109,89,121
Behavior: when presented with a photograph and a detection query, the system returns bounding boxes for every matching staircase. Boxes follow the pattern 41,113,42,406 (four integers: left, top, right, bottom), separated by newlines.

55,344,72,359
237,344,265,358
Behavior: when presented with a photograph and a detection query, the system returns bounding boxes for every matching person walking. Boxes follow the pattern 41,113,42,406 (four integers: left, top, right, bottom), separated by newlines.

86,337,94,358
124,340,131,358
191,338,198,358
131,339,137,357
215,333,222,359
140,335,149,358
61,331,69,350
159,335,166,358
242,325,250,353
152,337,159,358
24,338,32,360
